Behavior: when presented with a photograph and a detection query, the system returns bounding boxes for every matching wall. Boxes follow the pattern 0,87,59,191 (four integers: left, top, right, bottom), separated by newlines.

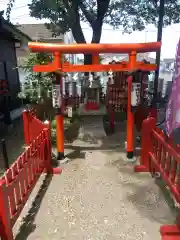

159,71,173,83
0,37,20,100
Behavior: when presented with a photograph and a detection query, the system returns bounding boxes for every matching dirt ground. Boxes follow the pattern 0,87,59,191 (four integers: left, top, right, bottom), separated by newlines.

13,116,177,240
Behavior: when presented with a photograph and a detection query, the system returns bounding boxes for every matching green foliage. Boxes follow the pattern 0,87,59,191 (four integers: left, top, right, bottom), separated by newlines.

51,114,81,144
51,119,56,129
6,0,180,43
18,52,54,103
51,111,81,130
6,0,15,21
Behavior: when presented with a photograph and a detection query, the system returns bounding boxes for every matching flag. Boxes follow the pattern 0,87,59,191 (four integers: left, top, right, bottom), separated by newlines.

165,39,180,137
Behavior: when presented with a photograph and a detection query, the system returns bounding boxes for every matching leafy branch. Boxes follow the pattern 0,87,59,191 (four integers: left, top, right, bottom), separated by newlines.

18,53,54,103
6,0,15,21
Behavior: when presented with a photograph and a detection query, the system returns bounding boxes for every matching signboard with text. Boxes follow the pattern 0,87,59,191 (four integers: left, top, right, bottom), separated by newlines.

131,83,141,107
52,85,61,108
67,106,73,118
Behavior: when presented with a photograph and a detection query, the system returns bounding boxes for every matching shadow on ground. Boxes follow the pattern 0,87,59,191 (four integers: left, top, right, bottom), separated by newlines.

15,174,52,240
111,159,178,225
63,116,177,227
64,120,80,143
0,117,25,173
126,179,178,225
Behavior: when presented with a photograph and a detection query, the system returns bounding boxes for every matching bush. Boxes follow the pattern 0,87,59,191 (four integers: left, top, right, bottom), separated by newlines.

51,119,56,129
50,112,81,144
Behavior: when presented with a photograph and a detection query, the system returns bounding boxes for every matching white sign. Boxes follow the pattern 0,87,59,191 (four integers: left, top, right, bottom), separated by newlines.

73,73,78,81
131,83,141,107
67,106,73,118
52,85,61,108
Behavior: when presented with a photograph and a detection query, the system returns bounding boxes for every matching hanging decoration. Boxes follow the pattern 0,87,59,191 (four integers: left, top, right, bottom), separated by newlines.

73,73,78,82
108,69,114,85
52,84,61,108
65,73,69,82
47,89,52,98
89,72,94,88
37,86,41,99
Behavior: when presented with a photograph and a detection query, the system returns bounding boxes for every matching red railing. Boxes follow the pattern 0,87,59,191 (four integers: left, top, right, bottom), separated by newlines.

135,117,180,239
0,110,61,239
22,109,46,144
106,87,127,112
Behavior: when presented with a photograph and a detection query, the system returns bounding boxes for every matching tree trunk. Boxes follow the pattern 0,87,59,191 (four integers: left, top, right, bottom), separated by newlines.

71,15,103,76
71,23,86,44
84,21,103,75
91,20,103,44
84,54,93,65
84,23,102,66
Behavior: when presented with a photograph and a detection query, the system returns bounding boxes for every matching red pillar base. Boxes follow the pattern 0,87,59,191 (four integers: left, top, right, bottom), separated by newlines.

53,167,62,174
134,165,149,172
161,237,180,240
46,167,62,174
160,225,180,239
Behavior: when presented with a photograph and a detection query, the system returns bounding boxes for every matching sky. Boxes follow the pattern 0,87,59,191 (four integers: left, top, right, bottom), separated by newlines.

1,0,180,59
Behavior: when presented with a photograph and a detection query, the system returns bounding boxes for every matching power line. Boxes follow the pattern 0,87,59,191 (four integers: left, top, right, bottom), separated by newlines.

11,14,29,20
82,27,180,33
12,5,28,10
82,27,157,32
9,15,180,34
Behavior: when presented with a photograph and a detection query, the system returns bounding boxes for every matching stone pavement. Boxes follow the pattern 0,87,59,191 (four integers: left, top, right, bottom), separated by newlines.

14,116,176,240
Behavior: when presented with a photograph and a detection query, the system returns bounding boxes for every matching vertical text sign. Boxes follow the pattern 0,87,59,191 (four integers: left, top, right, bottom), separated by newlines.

52,85,61,108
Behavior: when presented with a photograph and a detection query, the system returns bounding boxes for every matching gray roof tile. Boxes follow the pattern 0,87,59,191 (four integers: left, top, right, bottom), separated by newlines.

16,24,63,41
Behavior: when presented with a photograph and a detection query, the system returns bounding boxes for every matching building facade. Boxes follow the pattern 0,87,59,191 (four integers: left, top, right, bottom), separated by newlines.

0,15,31,110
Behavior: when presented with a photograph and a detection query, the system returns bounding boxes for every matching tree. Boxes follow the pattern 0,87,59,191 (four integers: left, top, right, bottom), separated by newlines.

6,0,180,64
18,52,69,103
18,52,54,103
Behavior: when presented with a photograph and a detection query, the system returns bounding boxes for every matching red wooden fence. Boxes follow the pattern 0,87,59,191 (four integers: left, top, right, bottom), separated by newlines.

0,110,61,239
135,117,180,239
22,109,45,144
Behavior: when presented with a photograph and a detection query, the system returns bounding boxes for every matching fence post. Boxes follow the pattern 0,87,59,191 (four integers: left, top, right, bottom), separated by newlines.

0,179,13,239
134,117,156,172
160,210,180,237
22,110,30,145
44,121,62,175
110,107,115,131
1,139,9,170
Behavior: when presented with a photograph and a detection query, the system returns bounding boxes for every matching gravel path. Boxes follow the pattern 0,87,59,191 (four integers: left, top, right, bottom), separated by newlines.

14,116,176,240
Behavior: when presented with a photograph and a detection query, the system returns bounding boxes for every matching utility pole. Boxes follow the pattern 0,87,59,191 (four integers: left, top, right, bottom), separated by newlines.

153,0,165,98
145,31,148,43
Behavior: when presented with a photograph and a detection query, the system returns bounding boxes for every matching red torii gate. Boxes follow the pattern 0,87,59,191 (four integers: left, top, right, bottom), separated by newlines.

28,41,161,159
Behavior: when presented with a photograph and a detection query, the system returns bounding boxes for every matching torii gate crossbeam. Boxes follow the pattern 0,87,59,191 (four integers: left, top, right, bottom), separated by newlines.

28,41,161,160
